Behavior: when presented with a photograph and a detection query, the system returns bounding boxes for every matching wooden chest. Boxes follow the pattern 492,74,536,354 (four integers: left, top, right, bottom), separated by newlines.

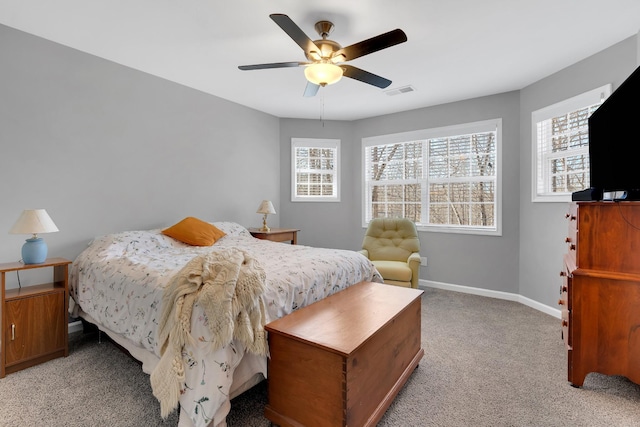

264,281,424,427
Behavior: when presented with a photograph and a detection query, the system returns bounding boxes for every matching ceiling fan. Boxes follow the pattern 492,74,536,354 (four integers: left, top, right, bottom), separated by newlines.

238,14,408,97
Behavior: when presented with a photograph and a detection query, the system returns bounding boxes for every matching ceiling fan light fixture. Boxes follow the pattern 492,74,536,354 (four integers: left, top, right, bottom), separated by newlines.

304,63,343,87
330,53,346,64
308,51,321,61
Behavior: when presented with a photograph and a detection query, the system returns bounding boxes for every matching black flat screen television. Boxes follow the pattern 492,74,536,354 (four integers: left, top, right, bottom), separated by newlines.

583,64,640,201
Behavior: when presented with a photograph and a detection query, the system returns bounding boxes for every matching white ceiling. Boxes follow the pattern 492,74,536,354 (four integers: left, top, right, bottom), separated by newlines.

1,0,639,121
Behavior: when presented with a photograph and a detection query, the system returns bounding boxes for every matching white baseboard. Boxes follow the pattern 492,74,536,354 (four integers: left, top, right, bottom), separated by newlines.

66,281,561,335
68,320,83,334
419,279,561,319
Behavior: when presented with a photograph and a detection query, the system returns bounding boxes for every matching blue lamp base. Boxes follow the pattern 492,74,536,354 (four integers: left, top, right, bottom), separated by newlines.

22,237,48,264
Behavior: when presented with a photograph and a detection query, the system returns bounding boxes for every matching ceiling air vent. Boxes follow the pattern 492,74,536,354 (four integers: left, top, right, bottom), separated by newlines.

385,85,416,96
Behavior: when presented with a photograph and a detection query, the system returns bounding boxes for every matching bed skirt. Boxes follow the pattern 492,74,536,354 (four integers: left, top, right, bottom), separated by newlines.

77,310,267,426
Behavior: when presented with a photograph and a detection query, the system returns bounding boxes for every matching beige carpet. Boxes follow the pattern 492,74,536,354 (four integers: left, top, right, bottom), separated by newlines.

1,287,640,426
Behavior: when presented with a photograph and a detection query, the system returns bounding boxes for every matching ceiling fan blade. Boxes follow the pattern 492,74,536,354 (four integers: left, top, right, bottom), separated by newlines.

238,61,307,71
270,14,321,56
303,81,320,97
335,29,407,61
341,65,392,88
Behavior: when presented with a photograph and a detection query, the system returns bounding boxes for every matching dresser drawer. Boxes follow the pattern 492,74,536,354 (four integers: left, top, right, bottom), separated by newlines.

565,203,578,263
559,263,571,350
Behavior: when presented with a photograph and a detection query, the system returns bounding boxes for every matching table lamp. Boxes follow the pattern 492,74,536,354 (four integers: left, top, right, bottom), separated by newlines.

256,200,276,232
9,209,59,264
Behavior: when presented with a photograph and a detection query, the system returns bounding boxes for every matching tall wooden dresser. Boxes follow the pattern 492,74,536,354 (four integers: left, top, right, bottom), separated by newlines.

560,202,640,386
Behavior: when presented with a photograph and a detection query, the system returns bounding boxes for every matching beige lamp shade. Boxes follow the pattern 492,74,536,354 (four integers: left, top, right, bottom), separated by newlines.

256,200,276,215
9,209,59,237
256,200,276,232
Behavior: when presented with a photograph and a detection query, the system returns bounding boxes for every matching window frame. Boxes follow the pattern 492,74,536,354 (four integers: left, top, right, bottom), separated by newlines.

531,84,611,203
291,137,341,202
362,118,502,236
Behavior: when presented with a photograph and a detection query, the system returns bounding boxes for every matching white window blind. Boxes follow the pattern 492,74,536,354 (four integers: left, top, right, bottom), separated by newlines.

291,138,340,202
363,119,501,235
532,85,611,202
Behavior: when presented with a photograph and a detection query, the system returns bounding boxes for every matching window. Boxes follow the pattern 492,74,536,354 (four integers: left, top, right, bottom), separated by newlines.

291,138,340,202
363,119,501,235
532,85,611,202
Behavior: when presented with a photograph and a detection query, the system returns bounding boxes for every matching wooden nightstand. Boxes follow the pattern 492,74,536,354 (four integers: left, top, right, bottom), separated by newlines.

0,257,71,378
249,228,299,245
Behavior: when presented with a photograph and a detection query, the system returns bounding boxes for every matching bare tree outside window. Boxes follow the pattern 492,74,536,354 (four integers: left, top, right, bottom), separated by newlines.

364,121,499,233
368,142,422,222
428,132,495,227
532,85,610,202
544,106,597,194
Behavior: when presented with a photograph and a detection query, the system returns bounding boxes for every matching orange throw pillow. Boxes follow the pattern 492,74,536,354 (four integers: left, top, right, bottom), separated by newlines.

162,217,226,246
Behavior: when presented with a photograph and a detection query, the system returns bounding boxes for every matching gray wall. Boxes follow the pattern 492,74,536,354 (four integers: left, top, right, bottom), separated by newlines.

281,36,638,307
279,92,521,294
0,25,280,284
279,119,358,249
351,93,521,294
2,23,638,311
518,35,639,307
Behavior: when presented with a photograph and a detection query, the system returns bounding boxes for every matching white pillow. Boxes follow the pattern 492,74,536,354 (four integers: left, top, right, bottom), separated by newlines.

211,221,252,238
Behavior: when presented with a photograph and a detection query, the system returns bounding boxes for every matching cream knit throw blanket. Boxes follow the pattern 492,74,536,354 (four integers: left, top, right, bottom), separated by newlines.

150,248,268,418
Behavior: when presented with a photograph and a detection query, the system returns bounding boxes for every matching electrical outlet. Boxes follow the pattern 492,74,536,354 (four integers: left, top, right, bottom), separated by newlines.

420,256,428,267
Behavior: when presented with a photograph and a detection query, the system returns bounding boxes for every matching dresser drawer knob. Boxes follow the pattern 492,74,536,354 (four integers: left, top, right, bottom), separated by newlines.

562,320,568,327
570,244,576,251
560,271,566,277
565,237,572,243
558,299,565,306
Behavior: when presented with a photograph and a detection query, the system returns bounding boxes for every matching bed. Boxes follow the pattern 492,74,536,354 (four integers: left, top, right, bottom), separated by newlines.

69,221,382,427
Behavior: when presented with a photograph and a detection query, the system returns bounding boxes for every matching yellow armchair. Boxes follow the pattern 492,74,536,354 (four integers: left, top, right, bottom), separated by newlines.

360,218,421,288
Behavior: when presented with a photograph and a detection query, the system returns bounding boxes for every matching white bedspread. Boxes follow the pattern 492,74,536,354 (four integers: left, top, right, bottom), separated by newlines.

69,222,382,427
